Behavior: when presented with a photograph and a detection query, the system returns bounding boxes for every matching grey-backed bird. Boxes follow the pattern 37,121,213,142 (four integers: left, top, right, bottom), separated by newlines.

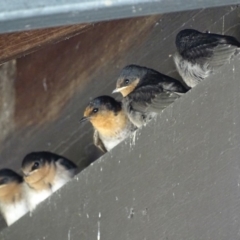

0,169,28,226
22,151,77,211
80,96,136,152
174,28,240,88
113,64,188,128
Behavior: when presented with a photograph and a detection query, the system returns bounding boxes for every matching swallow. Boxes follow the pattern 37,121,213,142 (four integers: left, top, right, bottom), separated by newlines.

0,169,28,226
22,151,77,211
80,96,136,152
174,28,240,88
112,64,188,128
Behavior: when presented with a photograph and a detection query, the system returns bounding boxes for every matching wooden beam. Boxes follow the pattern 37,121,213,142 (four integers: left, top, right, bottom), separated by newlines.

0,24,90,64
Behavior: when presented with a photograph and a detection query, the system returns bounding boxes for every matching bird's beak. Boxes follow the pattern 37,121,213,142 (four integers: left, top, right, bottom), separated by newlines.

79,116,89,123
112,86,127,94
112,88,120,94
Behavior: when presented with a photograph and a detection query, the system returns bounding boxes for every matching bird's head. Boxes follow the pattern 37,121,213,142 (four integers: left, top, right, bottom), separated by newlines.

175,29,202,54
0,169,22,197
113,65,147,97
21,152,56,186
80,96,123,132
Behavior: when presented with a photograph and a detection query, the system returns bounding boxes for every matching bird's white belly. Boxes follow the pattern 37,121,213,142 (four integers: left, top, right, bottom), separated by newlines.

101,129,131,151
173,52,211,88
25,187,52,211
0,199,28,226
104,138,122,151
52,162,76,192
52,172,72,192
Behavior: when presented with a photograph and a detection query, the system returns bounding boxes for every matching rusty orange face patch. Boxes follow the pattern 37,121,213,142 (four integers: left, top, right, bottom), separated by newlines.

116,78,140,97
23,161,56,191
0,182,22,203
83,106,93,118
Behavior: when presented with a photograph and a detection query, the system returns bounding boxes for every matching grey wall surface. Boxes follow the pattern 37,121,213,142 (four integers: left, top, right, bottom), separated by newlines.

1,56,240,239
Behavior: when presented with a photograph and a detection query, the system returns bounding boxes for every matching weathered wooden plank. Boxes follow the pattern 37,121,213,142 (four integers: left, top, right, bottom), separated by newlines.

0,61,16,144
1,53,240,240
0,24,90,65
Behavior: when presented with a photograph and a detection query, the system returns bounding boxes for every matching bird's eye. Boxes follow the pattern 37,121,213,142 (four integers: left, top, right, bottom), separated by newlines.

0,178,8,185
124,79,130,85
32,161,40,171
92,108,98,113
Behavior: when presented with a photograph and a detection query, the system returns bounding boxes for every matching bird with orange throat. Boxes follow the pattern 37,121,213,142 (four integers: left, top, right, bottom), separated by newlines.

80,96,137,152
22,151,77,211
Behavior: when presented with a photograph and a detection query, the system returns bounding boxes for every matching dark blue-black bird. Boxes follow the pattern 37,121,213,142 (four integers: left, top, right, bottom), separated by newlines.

113,64,188,128
174,29,240,88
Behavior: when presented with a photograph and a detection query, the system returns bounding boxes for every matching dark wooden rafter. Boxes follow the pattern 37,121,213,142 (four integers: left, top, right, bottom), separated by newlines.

0,24,90,65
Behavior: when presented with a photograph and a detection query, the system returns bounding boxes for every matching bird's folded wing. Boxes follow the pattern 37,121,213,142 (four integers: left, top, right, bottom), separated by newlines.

208,44,239,68
183,35,239,68
93,130,107,153
130,87,181,114
57,158,78,170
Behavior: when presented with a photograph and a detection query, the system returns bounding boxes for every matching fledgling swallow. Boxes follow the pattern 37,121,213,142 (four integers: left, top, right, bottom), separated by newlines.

22,151,77,211
174,28,240,88
113,64,188,128
80,96,136,152
0,169,28,226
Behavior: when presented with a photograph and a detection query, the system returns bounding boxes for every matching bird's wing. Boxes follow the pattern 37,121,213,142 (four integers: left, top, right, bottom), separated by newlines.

207,44,239,68
57,158,78,171
93,130,107,153
183,34,239,67
129,85,182,114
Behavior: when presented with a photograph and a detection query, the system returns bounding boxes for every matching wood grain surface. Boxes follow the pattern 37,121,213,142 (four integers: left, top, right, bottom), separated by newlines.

0,24,90,65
